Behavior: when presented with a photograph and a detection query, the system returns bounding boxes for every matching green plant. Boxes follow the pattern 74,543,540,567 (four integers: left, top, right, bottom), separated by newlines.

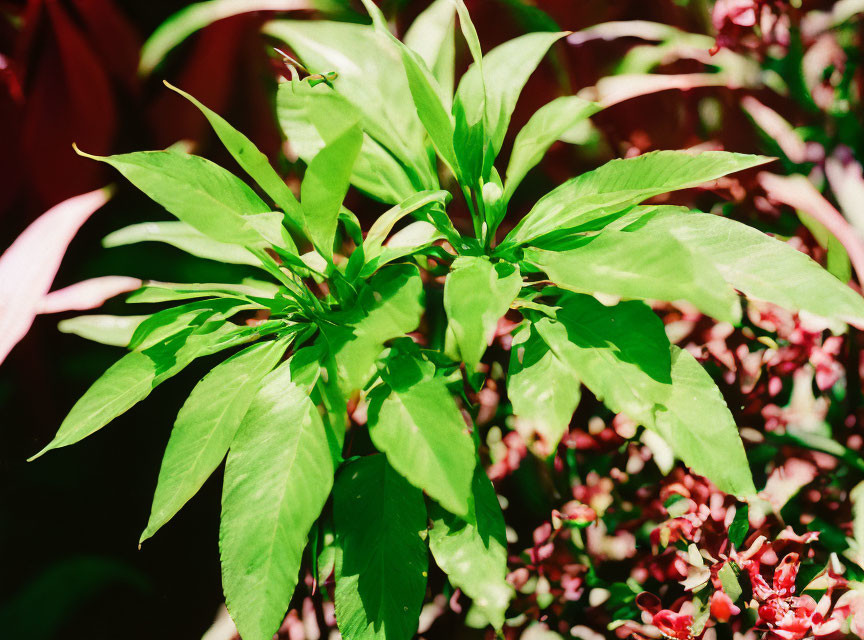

31,1,864,639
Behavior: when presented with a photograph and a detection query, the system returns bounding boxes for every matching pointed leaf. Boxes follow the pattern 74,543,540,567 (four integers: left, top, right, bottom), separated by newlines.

508,150,771,244
541,294,754,495
75,147,281,247
504,96,601,202
618,209,864,328
165,82,302,225
525,223,743,324
276,79,417,204
58,314,149,347
265,20,434,185
103,221,259,266
30,321,257,459
368,372,475,517
429,468,513,630
444,256,522,371
364,190,451,261
141,338,290,542
404,0,456,108
300,126,363,258
508,321,581,456
220,356,334,640
455,31,568,158
333,454,427,640
323,264,424,393
0,188,111,365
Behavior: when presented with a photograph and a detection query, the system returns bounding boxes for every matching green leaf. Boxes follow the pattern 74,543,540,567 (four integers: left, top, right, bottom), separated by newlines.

125,280,277,305
718,562,742,602
364,190,451,261
404,0,456,109
322,264,424,393
276,79,417,204
797,211,852,283
29,321,256,460
359,0,459,176
728,503,749,548
265,20,435,186
616,209,864,327
367,361,476,517
128,299,250,351
103,221,259,266
429,467,513,630
455,31,567,159
542,294,754,496
524,223,743,324
508,150,772,244
444,256,522,371
508,321,581,456
57,315,149,347
140,338,290,543
334,454,427,640
165,82,302,231
504,96,601,202
139,0,305,74
220,356,334,640
299,125,364,258
75,147,282,247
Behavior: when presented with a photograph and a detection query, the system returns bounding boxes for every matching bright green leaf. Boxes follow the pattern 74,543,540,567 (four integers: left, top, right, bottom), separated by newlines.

30,322,257,460
524,225,743,324
165,82,302,230
618,209,864,328
220,357,334,640
368,368,476,517
444,256,522,371
455,31,568,159
333,454,427,640
276,79,418,204
141,338,290,543
508,150,771,244
364,190,451,261
429,467,513,630
541,294,754,496
504,96,601,202
508,321,580,456
404,0,456,109
75,147,281,247
299,125,364,258
264,20,435,186
103,221,259,266
58,315,149,347
322,264,424,393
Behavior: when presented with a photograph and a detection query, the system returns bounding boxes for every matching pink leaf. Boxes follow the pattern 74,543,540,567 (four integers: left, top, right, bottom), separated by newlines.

38,276,141,314
579,73,729,108
741,97,810,164
0,187,112,365
567,21,679,45
759,172,864,285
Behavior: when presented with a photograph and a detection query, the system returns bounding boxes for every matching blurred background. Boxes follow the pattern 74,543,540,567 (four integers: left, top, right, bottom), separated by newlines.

1,0,862,638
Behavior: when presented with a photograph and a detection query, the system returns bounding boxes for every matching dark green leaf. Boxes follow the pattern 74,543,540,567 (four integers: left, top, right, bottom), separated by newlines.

334,454,427,640
428,467,513,630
